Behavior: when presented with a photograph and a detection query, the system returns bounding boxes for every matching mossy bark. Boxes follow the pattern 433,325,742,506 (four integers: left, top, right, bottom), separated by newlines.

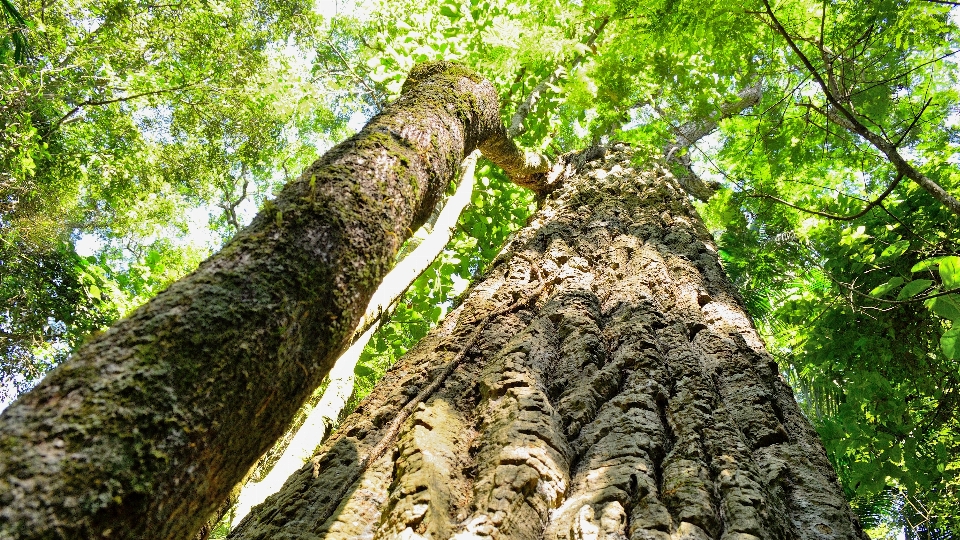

0,62,540,540
229,145,868,540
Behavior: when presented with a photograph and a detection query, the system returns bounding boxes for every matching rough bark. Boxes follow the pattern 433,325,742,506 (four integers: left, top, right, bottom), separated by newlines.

229,145,868,540
0,62,547,540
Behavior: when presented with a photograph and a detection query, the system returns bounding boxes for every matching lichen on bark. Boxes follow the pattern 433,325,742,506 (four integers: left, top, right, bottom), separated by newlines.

229,145,869,540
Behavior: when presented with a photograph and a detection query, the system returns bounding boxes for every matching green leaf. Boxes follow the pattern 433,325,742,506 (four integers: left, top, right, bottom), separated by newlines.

879,239,909,259
869,277,904,297
439,4,459,18
898,279,933,300
354,364,376,377
926,294,960,321
939,256,960,289
911,256,950,272
941,326,960,359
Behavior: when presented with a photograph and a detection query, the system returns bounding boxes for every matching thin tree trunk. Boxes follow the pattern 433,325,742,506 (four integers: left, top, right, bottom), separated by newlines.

0,62,547,540
229,144,869,539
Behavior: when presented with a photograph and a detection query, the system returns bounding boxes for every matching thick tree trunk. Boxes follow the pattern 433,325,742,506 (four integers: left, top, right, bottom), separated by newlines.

0,62,545,540
230,145,868,540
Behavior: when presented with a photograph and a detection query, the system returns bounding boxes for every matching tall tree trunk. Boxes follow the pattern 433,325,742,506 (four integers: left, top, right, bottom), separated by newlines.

229,145,868,539
0,62,546,540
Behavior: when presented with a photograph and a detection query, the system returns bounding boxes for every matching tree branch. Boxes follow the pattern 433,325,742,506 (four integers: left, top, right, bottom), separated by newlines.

508,16,609,138
761,0,960,217
51,83,195,131
746,171,904,221
322,38,384,109
217,166,250,234
661,82,763,201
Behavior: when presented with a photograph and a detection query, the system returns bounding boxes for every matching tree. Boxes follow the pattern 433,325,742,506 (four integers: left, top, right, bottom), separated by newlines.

3,0,960,535
229,142,868,539
0,61,547,540
229,153,481,525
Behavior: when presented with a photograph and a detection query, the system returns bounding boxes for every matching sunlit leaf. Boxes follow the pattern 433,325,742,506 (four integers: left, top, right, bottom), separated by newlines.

439,4,459,18
911,256,950,273
897,279,933,300
926,294,960,321
869,277,904,298
940,256,960,290
941,326,960,359
879,239,909,260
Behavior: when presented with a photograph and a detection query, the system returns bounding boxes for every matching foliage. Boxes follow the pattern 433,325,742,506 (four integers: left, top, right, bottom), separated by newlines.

0,0,356,399
0,242,111,394
1,0,30,64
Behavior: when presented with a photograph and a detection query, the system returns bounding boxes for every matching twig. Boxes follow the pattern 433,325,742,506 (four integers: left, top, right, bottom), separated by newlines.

894,97,932,147
835,279,960,306
847,49,960,100
51,83,195,131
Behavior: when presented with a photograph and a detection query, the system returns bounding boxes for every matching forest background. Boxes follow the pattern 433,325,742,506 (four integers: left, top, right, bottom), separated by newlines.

1,0,959,537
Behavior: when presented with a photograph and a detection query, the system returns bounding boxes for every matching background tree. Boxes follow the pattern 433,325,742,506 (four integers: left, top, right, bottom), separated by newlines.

0,0,352,399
